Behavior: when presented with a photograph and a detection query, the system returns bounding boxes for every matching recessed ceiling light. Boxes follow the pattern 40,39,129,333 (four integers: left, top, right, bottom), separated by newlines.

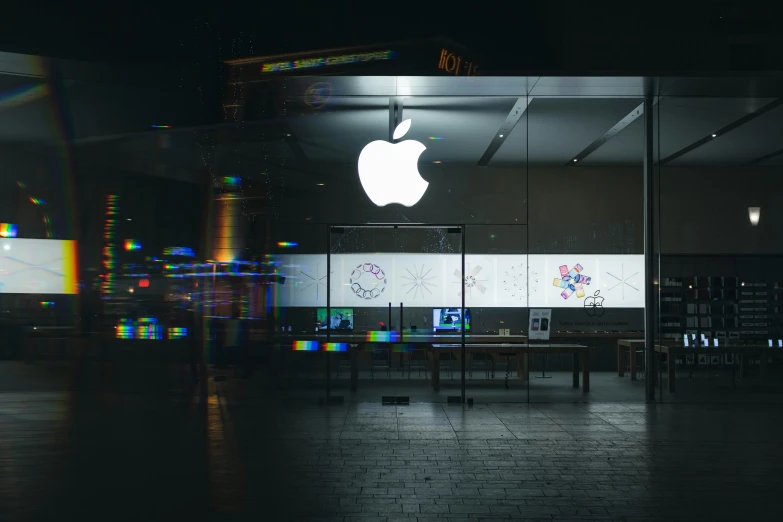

499,134,504,138
573,158,578,162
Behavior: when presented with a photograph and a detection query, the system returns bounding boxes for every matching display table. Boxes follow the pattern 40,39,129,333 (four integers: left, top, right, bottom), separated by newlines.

429,343,590,392
617,339,646,380
654,344,775,392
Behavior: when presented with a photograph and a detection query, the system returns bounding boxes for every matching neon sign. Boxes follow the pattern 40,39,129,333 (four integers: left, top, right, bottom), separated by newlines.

261,50,396,73
438,49,479,76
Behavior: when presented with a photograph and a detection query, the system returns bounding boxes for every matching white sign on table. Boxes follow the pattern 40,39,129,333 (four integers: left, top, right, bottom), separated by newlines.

528,309,552,341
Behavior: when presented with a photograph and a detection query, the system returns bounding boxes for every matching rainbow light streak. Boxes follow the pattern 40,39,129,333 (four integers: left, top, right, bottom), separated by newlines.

0,83,48,110
124,239,141,251
137,324,163,340
0,223,18,238
163,246,195,257
214,193,242,263
116,324,134,339
428,136,446,140
292,340,319,351
323,342,348,352
40,301,55,308
277,241,298,248
365,331,400,342
42,215,52,238
150,125,171,129
223,176,241,186
101,195,119,295
63,240,78,294
29,197,45,205
168,327,188,339
261,50,396,73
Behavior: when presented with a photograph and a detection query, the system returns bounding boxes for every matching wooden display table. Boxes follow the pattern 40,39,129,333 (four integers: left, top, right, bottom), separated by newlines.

429,343,590,393
654,344,775,392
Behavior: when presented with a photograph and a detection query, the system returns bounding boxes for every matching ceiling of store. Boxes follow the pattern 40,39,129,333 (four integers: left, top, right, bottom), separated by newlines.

3,64,783,189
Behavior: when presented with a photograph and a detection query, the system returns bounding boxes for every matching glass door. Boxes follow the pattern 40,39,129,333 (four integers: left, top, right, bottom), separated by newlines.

326,224,464,403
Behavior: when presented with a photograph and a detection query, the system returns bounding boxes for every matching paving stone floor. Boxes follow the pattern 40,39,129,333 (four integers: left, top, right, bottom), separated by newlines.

2,379,783,522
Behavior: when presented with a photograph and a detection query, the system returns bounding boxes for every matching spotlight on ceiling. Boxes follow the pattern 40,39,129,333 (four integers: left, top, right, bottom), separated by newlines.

748,206,761,226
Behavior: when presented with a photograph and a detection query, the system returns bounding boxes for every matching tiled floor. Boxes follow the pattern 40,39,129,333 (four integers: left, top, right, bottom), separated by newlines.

2,372,783,521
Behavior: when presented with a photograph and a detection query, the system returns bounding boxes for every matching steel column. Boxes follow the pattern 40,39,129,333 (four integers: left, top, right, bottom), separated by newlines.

643,96,656,402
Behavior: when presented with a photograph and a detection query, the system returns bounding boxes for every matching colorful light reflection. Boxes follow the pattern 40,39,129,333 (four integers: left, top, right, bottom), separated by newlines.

124,239,141,251
277,241,298,248
0,223,17,238
163,246,195,257
323,342,348,352
292,340,319,351
366,331,400,342
168,327,188,339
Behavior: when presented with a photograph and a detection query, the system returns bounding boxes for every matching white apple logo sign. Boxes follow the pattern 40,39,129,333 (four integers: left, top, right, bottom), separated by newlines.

357,119,428,207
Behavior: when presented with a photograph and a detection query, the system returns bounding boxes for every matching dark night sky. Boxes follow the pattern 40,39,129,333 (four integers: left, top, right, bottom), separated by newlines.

1,2,781,71
0,3,558,66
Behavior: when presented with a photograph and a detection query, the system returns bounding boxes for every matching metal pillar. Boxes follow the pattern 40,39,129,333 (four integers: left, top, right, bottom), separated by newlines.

643,96,656,402
461,227,466,404
326,227,331,400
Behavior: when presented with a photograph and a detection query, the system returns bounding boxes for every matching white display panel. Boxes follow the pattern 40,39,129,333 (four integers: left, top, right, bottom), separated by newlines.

0,238,78,294
278,254,644,308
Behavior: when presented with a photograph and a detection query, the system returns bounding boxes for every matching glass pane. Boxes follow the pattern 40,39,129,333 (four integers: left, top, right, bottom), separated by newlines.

656,94,783,404
525,96,646,405
326,225,464,403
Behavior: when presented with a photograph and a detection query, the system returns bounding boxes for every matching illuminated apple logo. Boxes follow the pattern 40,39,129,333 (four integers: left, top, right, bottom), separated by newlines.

357,119,428,207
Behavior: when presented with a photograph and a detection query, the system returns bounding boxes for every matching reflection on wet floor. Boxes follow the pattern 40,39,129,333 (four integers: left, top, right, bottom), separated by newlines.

2,381,783,520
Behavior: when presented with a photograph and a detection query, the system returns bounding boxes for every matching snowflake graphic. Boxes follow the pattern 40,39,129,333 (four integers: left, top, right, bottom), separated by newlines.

401,264,436,300
553,263,591,300
605,264,639,301
503,263,527,300
453,263,488,298
298,263,332,300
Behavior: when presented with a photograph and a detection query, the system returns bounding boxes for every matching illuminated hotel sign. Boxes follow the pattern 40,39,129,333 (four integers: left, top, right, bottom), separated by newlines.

438,48,479,76
261,50,396,73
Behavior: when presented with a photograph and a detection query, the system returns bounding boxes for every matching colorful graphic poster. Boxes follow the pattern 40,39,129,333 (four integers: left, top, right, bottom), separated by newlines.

0,239,78,294
275,254,644,308
529,309,552,340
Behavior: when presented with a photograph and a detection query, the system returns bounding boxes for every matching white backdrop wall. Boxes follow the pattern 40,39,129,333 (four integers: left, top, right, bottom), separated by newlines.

276,254,644,308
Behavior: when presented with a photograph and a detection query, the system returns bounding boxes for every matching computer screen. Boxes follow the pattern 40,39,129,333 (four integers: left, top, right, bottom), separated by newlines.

432,308,470,332
316,308,354,331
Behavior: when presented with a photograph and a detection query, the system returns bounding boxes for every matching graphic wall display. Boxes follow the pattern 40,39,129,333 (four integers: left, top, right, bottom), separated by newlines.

0,239,78,294
553,263,591,300
500,259,527,303
276,254,645,308
400,263,437,300
349,262,388,300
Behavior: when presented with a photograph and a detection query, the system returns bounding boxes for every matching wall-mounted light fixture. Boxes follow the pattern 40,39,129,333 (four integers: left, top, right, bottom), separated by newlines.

748,206,761,226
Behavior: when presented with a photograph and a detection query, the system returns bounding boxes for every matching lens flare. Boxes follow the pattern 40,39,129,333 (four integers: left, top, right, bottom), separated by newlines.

0,223,17,238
